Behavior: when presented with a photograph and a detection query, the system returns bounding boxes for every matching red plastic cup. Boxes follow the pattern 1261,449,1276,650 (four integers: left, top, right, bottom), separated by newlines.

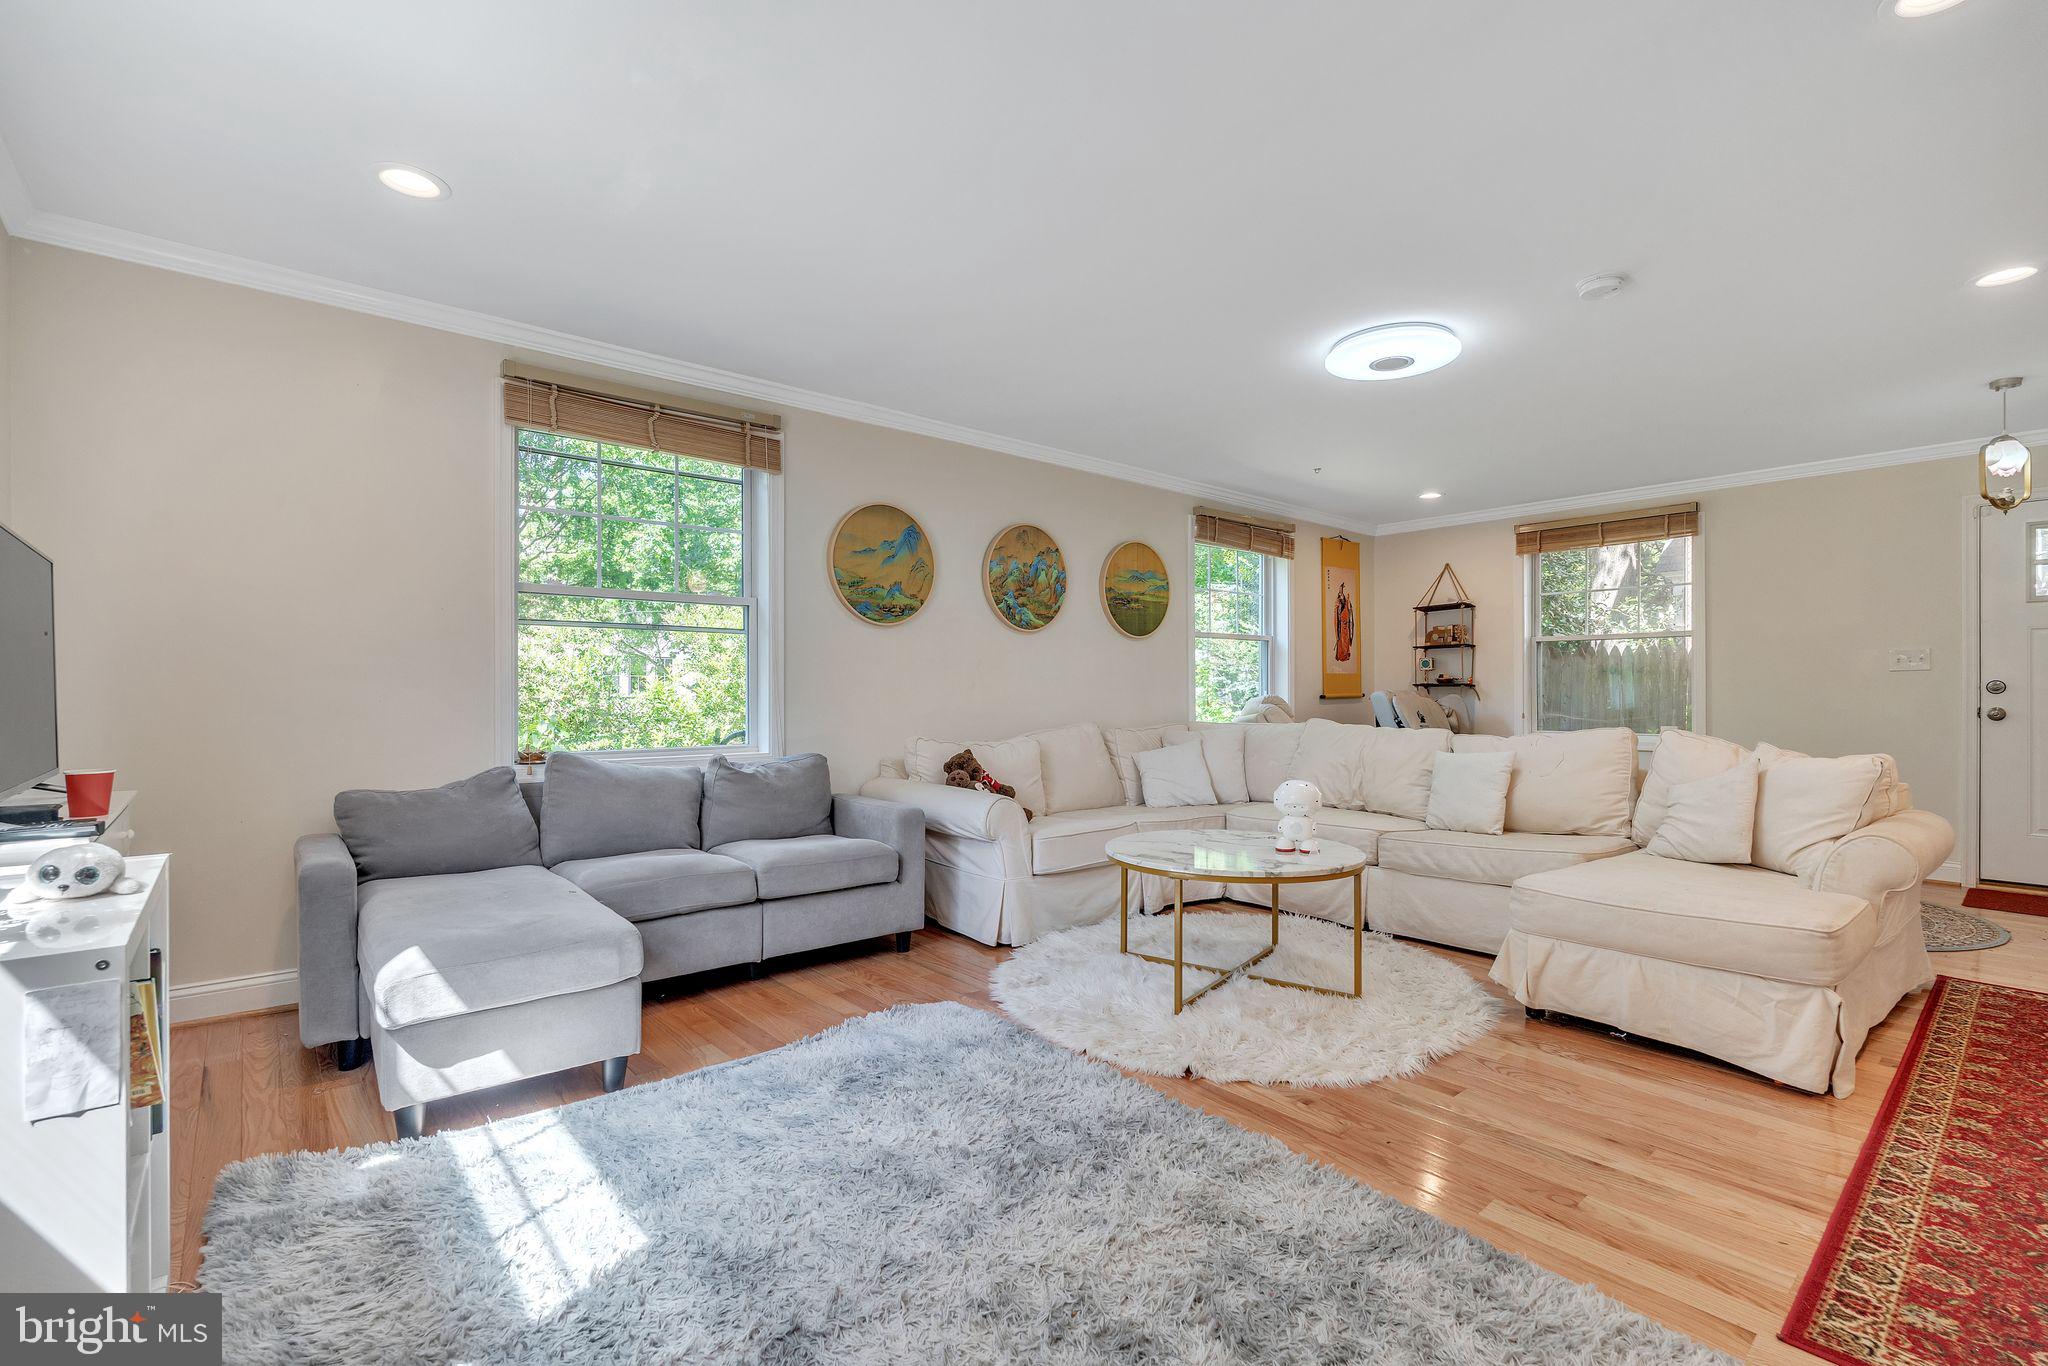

65,770,115,819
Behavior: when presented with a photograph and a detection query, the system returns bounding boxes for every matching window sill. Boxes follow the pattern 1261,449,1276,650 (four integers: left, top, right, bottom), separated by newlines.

519,748,770,778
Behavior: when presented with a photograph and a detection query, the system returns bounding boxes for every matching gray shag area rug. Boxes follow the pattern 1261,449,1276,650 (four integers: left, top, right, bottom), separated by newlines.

202,1003,1728,1365
1921,902,2011,952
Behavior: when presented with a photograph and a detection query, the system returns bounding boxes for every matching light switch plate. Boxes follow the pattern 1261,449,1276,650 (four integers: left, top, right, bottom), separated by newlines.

1889,647,1932,672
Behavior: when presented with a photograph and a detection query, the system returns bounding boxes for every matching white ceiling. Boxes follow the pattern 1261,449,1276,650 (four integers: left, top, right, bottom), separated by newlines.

1,0,2043,531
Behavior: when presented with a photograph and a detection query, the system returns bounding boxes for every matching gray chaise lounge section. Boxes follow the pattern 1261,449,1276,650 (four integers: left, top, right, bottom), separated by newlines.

297,753,925,1138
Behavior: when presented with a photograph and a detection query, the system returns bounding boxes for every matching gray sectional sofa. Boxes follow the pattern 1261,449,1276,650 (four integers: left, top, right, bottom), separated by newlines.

296,751,924,1137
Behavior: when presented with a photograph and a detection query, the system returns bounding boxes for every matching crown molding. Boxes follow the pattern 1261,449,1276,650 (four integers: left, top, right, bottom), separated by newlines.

5,204,1371,535
1367,428,2047,537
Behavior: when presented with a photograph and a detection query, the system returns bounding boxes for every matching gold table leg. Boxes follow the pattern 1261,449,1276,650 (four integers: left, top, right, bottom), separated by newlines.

1119,865,1129,956
1353,869,1364,998
1270,880,1280,946
1172,876,1185,1015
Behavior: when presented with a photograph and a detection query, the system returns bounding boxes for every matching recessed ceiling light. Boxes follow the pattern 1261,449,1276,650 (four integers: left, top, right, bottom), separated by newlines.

1325,323,1462,381
376,164,450,200
1418,491,1443,500
1976,265,2038,288
1892,0,1967,14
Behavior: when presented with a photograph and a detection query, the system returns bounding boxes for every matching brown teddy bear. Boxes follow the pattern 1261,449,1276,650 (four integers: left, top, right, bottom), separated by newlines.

943,749,1032,818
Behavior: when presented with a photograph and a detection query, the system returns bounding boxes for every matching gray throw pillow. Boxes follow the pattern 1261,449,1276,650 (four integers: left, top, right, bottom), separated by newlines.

333,767,542,881
540,752,703,865
700,753,833,848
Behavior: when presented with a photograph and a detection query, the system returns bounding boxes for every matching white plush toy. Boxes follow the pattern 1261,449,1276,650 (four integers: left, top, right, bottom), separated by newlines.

13,843,143,902
1271,779,1324,854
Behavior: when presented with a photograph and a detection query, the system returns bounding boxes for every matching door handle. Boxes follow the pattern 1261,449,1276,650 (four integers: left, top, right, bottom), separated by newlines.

1986,679,2007,694
1988,707,2009,721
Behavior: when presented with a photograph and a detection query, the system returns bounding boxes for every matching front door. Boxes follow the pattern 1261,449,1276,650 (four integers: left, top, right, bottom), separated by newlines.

1978,505,2048,885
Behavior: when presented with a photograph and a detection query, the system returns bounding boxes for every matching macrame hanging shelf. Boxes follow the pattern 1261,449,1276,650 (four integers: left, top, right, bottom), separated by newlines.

1413,564,1478,697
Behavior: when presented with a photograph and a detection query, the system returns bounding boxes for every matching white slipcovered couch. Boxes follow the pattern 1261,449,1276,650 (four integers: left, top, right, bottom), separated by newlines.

862,717,1953,1096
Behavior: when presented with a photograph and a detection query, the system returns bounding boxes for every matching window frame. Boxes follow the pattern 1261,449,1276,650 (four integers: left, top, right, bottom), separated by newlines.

499,423,782,766
1190,540,1283,723
1521,530,1706,749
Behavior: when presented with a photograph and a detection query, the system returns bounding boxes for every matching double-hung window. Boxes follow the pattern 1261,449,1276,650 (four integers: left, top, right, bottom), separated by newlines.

1528,533,1696,739
514,428,758,755
1193,543,1277,722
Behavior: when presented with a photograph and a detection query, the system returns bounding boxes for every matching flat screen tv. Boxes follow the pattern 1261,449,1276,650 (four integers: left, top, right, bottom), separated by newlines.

0,523,58,804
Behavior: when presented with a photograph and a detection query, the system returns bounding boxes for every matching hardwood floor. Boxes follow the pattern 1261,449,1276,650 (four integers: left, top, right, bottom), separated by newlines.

167,883,2047,1362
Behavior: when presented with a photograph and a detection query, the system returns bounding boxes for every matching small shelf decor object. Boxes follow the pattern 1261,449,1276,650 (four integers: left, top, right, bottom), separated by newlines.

1100,541,1170,638
1319,536,1363,699
1413,563,1479,696
829,503,935,626
984,524,1066,632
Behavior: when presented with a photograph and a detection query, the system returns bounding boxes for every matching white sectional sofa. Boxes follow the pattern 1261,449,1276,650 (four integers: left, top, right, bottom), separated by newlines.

862,716,1954,1096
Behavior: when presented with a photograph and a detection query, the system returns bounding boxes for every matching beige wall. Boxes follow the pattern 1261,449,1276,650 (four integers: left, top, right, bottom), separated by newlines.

3,241,1295,990
7,242,509,989
1369,459,1976,829
0,220,11,520
782,411,1200,787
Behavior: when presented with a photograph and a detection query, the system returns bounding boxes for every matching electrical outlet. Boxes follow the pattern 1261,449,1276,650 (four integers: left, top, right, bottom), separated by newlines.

1889,648,1931,672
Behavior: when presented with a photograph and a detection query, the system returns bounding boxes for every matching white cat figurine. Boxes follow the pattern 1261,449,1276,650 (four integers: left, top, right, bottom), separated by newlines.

1271,779,1324,854
15,843,143,901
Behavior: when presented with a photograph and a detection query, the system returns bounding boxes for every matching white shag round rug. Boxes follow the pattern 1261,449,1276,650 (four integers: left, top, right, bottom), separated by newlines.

990,910,1502,1086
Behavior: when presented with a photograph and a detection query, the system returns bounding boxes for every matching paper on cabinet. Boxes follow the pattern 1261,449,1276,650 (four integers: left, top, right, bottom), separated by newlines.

22,979,122,1121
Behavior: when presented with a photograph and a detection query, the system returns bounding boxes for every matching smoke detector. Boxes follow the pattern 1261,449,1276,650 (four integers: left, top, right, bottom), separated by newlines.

1576,273,1630,301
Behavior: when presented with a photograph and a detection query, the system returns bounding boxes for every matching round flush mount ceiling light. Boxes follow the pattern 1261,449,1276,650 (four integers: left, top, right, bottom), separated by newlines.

1892,0,1968,15
375,164,450,199
1976,265,2038,288
1325,322,1462,381
1418,491,1443,500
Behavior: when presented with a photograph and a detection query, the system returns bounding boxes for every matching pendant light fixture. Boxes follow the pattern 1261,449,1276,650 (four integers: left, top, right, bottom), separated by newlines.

1980,376,2031,512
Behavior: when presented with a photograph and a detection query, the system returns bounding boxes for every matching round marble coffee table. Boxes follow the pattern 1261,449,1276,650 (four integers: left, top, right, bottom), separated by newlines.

1104,830,1369,1015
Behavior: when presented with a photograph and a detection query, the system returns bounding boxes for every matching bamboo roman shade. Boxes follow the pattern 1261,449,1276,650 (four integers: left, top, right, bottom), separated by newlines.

1514,502,1698,556
502,374,782,474
1193,507,1296,560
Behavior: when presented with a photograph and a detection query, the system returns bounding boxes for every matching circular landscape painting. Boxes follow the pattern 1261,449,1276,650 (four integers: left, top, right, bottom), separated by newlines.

983,524,1067,631
829,503,934,626
1101,541,1170,638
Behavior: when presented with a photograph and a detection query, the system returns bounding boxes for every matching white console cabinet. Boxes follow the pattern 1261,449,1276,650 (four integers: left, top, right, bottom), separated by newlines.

0,853,171,1291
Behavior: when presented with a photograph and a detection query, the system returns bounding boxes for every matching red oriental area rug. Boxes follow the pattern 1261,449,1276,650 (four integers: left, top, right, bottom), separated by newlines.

1781,977,2048,1364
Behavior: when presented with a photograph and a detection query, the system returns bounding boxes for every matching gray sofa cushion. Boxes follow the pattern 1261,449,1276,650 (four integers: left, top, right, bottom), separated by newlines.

553,849,758,922
711,835,898,901
540,752,703,865
334,767,542,880
700,753,833,848
356,866,641,1030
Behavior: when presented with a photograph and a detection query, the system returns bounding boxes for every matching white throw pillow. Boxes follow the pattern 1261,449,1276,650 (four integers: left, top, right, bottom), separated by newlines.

1243,722,1309,802
1632,729,1749,847
1021,722,1123,814
1134,739,1219,808
1291,718,1373,809
1356,727,1452,820
1452,728,1636,836
1424,750,1514,836
1192,724,1251,805
907,735,1047,816
1105,724,1195,805
1751,743,1891,877
1644,758,1759,864
1753,742,1905,831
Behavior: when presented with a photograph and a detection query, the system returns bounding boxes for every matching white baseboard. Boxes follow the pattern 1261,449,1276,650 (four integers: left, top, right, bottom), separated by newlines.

1930,860,1963,887
169,968,298,1023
